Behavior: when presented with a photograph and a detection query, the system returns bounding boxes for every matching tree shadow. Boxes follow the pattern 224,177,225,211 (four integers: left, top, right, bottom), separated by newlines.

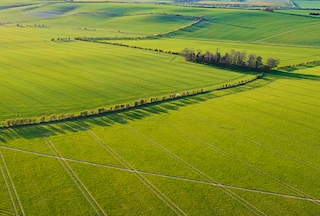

273,70,320,81
0,73,279,143
0,93,219,143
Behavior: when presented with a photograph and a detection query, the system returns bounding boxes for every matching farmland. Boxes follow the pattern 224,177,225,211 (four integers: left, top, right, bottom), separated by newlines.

0,0,320,215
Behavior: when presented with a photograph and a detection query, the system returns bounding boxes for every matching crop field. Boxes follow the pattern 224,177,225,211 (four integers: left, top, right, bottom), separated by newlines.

0,40,257,121
294,0,320,8
1,64,320,215
0,0,320,215
108,38,320,65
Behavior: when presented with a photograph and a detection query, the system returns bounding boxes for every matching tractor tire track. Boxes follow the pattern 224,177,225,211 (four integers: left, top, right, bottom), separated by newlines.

0,162,19,215
0,150,25,216
178,112,320,205
44,139,107,216
88,131,187,216
125,126,267,216
2,144,319,203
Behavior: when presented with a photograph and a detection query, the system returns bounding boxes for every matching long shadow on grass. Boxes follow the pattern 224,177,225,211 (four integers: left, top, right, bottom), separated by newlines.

273,70,320,81
0,75,274,143
0,94,217,143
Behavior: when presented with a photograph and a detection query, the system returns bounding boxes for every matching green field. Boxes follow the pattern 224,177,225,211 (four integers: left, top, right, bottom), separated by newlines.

0,1,320,215
294,0,320,8
1,64,319,215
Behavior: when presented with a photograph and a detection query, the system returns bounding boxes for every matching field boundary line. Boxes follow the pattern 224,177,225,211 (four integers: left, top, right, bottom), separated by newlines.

44,138,107,216
0,150,25,216
125,126,267,216
88,131,187,216
179,113,320,204
2,144,320,203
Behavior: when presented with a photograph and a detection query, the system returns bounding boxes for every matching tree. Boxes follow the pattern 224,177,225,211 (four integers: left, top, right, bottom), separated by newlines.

267,58,280,68
182,48,195,61
247,54,256,68
255,56,263,69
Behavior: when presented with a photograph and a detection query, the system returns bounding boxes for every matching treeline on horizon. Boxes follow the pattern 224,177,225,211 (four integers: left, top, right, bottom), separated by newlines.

182,48,279,72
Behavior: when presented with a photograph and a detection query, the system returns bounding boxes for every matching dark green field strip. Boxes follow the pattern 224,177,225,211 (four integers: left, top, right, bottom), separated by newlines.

1,149,98,215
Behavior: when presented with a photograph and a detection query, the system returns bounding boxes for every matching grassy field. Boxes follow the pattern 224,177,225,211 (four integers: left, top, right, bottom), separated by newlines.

0,40,257,121
0,64,319,215
108,38,320,65
294,0,320,8
1,1,320,215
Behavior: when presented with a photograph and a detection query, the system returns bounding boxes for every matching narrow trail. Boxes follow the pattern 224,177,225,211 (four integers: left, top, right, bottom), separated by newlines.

1,144,320,203
44,138,107,216
88,131,187,216
0,150,25,216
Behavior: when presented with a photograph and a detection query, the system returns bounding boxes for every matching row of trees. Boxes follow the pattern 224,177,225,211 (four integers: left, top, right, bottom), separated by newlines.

75,16,203,42
52,37,71,42
0,89,207,128
182,48,279,71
